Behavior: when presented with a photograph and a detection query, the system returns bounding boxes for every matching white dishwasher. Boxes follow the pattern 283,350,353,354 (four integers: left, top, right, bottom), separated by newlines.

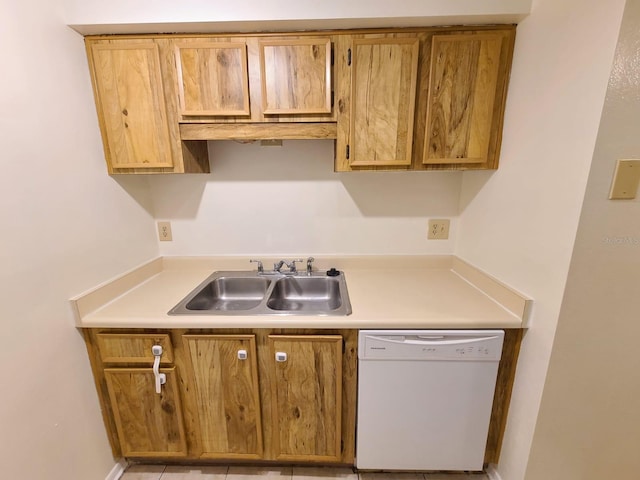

356,329,504,471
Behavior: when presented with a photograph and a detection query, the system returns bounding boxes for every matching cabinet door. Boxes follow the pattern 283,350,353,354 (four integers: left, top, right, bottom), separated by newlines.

104,367,187,457
183,335,263,459
175,41,251,117
259,38,332,115
423,33,503,165
268,335,343,462
90,43,174,169
349,37,419,167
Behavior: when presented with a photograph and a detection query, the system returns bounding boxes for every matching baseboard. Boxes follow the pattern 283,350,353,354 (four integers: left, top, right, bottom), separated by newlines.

105,459,128,480
486,464,503,480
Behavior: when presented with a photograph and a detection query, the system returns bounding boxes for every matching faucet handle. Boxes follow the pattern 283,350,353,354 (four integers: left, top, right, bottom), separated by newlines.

306,257,315,274
289,259,304,273
249,259,264,273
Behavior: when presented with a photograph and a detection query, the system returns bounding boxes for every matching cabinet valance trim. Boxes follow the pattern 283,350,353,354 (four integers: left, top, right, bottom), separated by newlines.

179,122,337,141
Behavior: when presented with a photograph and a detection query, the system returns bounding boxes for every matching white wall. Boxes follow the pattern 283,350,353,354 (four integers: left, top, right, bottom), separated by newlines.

525,1,640,477
455,0,626,478
64,0,531,34
0,1,159,479
61,0,525,259
150,140,461,256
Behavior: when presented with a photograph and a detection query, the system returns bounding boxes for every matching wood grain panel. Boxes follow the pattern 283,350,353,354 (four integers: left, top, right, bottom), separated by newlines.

333,34,352,172
104,367,187,457
83,330,122,457
96,333,173,364
339,329,357,463
259,38,332,114
349,37,419,167
179,122,336,140
485,328,523,463
268,335,342,462
183,335,263,459
91,43,173,169
176,42,250,116
424,33,502,164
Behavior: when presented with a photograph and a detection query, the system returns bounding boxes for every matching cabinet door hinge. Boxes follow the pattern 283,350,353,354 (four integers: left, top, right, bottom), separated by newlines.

347,48,352,66
346,145,350,160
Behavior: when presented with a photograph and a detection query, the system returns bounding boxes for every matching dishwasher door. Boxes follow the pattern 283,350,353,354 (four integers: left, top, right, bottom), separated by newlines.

356,330,504,471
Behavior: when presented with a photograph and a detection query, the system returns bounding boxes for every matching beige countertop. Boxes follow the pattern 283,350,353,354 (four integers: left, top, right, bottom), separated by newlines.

72,256,531,329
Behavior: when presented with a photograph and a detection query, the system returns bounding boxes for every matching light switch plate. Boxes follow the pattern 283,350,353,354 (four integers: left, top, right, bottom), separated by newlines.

428,219,450,239
157,221,173,241
609,159,640,199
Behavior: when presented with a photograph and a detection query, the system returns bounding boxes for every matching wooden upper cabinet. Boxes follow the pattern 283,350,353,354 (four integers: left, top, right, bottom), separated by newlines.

87,39,210,174
424,33,504,165
85,28,513,172
175,41,251,117
173,35,336,137
348,37,420,167
90,43,173,169
259,38,332,115
104,367,187,457
183,335,263,459
335,27,514,172
268,335,343,462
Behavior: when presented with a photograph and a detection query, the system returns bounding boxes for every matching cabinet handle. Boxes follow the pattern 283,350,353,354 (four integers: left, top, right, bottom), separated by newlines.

151,345,166,394
275,352,287,362
238,349,247,360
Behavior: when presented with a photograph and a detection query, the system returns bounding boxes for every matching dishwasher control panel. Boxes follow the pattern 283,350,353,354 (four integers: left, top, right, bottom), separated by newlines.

359,330,504,361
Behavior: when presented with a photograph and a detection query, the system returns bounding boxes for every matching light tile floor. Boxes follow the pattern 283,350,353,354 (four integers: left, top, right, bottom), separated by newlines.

121,466,489,480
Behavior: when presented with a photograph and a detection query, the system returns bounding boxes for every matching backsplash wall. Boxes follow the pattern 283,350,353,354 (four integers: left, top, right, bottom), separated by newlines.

149,140,462,256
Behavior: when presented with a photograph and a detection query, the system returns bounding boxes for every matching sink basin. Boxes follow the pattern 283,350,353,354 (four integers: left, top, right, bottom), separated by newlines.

184,276,271,311
266,277,342,312
168,270,351,316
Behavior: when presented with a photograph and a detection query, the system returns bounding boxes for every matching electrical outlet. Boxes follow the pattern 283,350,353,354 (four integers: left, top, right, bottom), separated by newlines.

428,219,450,240
157,221,173,241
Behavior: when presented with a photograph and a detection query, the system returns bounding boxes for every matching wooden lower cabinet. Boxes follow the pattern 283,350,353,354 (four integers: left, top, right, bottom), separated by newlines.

182,334,263,459
84,328,517,466
84,329,357,464
104,367,187,457
267,335,343,462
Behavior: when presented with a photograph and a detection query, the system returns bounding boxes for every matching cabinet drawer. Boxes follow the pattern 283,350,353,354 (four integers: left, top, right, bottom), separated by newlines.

96,333,173,364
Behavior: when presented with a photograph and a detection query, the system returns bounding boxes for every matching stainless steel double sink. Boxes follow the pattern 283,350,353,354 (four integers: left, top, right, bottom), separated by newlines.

168,270,352,316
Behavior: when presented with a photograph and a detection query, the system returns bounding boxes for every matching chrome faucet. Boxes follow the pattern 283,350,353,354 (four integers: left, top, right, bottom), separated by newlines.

273,260,287,273
274,259,304,274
